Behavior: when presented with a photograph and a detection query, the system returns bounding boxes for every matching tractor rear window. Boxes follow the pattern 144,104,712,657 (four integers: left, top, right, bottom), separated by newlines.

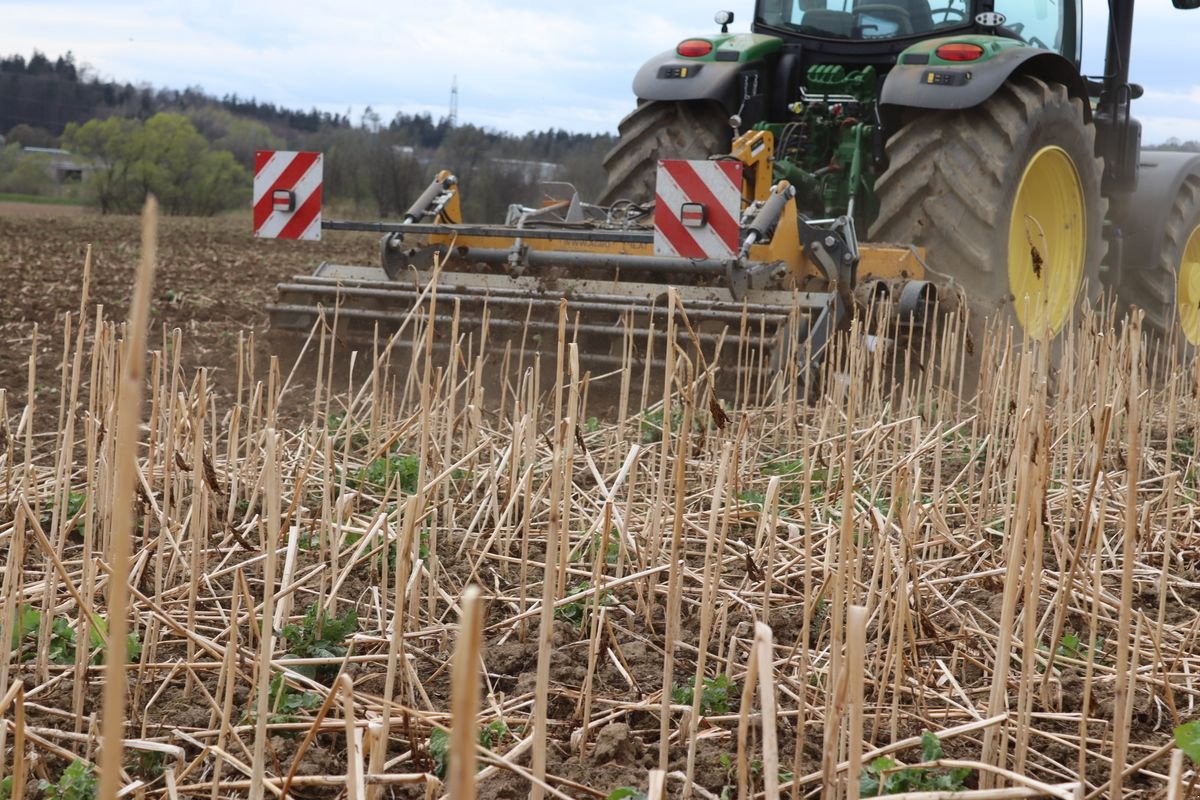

757,0,972,40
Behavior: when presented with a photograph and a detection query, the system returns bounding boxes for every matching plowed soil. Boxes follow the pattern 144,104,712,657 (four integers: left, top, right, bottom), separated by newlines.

0,205,376,426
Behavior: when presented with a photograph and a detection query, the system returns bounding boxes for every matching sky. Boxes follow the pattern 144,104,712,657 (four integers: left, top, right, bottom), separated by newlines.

3,0,1200,143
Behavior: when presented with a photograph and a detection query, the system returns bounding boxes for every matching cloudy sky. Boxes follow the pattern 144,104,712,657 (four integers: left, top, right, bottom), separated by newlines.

3,0,1200,142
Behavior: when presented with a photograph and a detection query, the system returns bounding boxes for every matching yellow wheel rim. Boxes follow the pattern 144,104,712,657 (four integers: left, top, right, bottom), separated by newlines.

1180,224,1200,345
1007,146,1086,338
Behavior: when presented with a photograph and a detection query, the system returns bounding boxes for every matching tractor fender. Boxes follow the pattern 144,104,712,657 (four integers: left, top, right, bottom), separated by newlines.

880,46,1089,119
1112,150,1200,266
632,50,761,117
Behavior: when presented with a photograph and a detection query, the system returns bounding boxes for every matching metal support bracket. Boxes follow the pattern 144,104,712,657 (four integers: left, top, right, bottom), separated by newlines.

793,214,860,386
725,181,795,301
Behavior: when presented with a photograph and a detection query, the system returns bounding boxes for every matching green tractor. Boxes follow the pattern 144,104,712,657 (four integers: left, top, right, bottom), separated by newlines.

601,0,1200,352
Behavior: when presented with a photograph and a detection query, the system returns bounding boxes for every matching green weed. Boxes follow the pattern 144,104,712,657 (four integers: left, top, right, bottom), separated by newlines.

38,759,97,800
128,749,167,780
738,490,766,509
1040,630,1106,666
268,672,321,723
808,599,830,641
349,452,421,494
1175,720,1200,765
427,721,509,780
279,604,358,683
585,529,621,566
606,790,647,800
9,605,140,665
42,490,87,534
859,732,970,797
428,727,450,778
554,583,613,629
639,408,694,444
672,674,736,716
761,458,806,477
327,412,369,451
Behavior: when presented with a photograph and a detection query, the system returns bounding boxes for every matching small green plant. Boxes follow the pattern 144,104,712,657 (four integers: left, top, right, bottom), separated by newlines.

808,599,830,640
584,529,621,566
1040,631,1106,667
638,407,693,444
419,529,431,559
1056,631,1104,660
738,490,766,509
48,617,77,664
327,412,369,451
428,727,450,778
640,408,667,443
127,749,167,780
38,759,97,800
585,416,600,433
479,720,509,749
554,583,613,629
1175,720,1200,765
606,790,648,800
859,732,971,797
426,722,512,780
672,674,736,715
268,672,321,722
8,602,40,650
279,604,358,683
350,452,421,494
10,607,141,665
42,490,87,534
761,458,806,477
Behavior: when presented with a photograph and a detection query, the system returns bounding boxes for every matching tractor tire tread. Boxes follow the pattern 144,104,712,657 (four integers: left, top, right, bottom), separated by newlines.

1115,173,1200,348
598,100,730,207
871,75,1107,331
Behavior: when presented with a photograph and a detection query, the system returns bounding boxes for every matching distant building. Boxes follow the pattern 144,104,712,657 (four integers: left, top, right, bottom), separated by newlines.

21,146,96,183
492,158,560,182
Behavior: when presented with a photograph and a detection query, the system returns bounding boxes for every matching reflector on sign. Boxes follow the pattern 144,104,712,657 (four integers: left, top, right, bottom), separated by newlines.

680,202,707,228
253,151,323,240
272,189,296,213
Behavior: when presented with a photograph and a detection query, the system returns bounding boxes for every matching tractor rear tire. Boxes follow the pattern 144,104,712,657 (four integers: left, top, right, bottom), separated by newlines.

871,76,1106,360
598,100,732,207
1114,174,1200,357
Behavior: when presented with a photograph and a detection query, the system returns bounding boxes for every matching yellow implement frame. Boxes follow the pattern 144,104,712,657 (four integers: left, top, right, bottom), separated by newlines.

412,134,925,286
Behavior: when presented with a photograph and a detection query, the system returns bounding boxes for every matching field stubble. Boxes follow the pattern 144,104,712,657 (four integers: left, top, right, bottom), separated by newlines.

0,207,1198,799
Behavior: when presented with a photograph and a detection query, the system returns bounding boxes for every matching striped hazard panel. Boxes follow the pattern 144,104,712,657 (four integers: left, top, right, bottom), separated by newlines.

253,150,323,241
653,159,742,260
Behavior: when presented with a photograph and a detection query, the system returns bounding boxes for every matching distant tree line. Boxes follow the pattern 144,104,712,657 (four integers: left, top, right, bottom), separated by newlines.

0,51,352,136
0,50,617,219
1153,139,1200,153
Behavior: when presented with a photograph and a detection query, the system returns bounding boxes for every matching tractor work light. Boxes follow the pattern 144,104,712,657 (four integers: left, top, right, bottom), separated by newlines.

935,42,985,61
677,39,714,57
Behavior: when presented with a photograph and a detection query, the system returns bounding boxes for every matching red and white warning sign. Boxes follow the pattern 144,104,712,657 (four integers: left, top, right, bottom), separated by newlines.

654,159,742,260
253,150,323,240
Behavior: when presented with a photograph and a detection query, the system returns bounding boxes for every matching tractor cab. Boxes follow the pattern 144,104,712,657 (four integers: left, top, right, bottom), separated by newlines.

754,0,1080,64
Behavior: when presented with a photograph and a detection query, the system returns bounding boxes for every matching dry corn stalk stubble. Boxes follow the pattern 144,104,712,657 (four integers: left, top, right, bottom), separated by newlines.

0,225,1197,800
